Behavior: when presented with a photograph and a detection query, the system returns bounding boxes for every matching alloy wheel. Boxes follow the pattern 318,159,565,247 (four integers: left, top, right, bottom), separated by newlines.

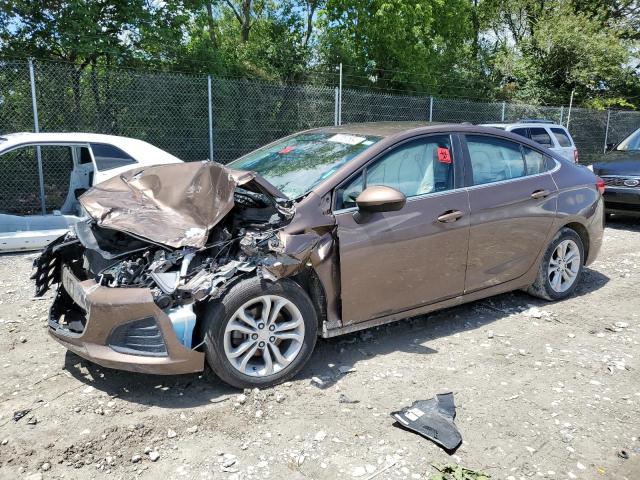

548,239,581,293
223,295,305,377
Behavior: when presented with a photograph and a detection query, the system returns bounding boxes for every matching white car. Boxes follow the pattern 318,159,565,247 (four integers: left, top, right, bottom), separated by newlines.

481,120,579,163
0,133,182,252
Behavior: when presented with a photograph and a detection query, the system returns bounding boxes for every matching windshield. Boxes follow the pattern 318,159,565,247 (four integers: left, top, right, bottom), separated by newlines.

228,132,382,199
616,127,640,151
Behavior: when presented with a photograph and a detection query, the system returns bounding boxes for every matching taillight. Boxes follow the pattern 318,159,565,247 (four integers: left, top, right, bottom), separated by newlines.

573,149,579,163
596,177,605,195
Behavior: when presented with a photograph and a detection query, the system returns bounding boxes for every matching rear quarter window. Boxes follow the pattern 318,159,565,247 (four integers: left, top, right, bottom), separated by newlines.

90,144,136,171
510,128,529,139
529,127,554,147
550,128,573,147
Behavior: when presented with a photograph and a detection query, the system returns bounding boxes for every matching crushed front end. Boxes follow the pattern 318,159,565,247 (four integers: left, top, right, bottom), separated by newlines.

32,162,320,375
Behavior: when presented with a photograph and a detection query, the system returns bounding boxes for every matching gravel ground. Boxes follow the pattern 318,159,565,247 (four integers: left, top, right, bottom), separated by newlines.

0,218,639,480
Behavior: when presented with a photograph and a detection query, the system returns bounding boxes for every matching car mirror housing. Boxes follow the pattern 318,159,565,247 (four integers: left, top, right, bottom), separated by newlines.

355,185,406,214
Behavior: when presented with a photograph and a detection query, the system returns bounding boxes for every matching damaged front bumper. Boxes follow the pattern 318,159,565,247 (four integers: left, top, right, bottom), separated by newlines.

48,267,204,375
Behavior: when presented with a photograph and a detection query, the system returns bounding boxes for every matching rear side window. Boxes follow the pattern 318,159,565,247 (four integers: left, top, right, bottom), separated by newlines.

523,147,547,175
466,135,525,185
551,128,573,147
511,128,529,139
335,135,454,209
90,144,136,171
529,127,553,147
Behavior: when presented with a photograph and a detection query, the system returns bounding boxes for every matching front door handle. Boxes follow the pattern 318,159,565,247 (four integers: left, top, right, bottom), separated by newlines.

437,210,464,223
531,190,551,199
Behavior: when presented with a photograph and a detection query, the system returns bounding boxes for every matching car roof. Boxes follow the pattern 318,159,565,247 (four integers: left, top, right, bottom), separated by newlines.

0,132,157,149
307,122,450,137
0,132,183,165
481,122,566,129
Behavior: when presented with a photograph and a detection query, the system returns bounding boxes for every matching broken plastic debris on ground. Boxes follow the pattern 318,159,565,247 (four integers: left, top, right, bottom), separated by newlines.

391,392,462,452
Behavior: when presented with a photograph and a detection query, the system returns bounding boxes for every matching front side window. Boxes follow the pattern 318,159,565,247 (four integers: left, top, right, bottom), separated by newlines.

228,132,382,199
90,144,136,171
0,145,73,214
551,128,572,147
336,135,454,210
529,127,553,147
467,135,525,185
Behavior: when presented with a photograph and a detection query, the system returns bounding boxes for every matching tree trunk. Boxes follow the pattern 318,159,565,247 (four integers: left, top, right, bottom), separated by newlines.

205,2,218,47
240,0,252,42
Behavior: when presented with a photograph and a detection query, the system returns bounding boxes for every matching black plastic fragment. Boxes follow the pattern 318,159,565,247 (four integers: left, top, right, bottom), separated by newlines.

13,409,31,422
391,392,462,452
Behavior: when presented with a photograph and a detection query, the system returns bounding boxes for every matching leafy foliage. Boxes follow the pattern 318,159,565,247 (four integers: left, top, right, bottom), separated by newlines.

430,463,490,480
0,0,638,106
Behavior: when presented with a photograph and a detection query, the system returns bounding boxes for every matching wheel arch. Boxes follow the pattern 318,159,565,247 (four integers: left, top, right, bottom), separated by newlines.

561,221,590,264
291,268,328,331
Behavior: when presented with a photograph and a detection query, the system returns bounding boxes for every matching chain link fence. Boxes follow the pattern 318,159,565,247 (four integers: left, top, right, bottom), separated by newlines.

1,58,639,214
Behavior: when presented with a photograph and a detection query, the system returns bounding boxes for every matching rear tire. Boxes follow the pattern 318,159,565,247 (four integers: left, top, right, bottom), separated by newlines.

526,227,584,301
202,276,317,389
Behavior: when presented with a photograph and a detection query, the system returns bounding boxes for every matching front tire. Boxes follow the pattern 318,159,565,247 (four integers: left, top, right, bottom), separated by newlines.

202,276,317,389
526,227,584,301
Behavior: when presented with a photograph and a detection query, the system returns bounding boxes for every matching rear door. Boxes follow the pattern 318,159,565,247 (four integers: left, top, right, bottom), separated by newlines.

335,134,470,325
462,134,558,292
550,127,577,162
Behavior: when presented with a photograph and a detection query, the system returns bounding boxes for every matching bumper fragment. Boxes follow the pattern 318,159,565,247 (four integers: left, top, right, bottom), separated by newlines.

48,269,204,375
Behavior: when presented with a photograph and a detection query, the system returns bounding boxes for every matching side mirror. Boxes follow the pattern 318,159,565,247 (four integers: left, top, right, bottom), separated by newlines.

355,185,406,214
605,143,615,152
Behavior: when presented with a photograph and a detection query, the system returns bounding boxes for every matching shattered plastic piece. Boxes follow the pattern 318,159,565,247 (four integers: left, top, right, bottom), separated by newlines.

13,409,31,422
391,392,462,452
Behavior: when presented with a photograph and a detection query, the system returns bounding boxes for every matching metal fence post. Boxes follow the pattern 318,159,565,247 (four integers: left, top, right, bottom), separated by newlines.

334,87,339,126
559,106,564,125
207,75,214,161
501,101,506,122
429,96,433,122
566,90,575,131
28,58,46,215
603,109,611,153
338,63,343,126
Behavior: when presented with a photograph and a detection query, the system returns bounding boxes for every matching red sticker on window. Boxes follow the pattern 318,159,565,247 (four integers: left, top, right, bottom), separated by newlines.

437,147,451,163
279,146,295,154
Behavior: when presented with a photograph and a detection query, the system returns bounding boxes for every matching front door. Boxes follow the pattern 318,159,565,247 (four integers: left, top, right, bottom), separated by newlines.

462,134,558,292
334,134,470,325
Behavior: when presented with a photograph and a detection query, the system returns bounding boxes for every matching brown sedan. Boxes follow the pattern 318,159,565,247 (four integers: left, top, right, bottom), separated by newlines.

33,123,604,388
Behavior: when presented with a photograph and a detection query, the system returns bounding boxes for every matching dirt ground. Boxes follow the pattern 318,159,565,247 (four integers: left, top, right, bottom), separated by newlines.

0,218,639,480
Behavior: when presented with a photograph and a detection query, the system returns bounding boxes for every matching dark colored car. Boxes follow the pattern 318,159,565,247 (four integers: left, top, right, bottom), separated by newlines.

33,123,604,389
593,127,640,217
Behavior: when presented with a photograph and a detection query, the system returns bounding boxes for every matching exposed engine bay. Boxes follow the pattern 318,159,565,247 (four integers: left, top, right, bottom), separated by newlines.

32,162,322,348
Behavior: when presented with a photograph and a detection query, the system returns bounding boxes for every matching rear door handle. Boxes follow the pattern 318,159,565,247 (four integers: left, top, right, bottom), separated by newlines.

437,210,464,223
531,190,551,199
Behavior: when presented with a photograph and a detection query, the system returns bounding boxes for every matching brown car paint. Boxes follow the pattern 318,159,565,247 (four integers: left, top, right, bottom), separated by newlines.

43,122,604,374
50,268,204,374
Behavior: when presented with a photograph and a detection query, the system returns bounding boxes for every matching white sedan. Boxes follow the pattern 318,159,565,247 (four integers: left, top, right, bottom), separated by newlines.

0,133,182,252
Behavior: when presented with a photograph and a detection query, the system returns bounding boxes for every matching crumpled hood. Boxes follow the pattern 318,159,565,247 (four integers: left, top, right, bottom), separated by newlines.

79,161,284,249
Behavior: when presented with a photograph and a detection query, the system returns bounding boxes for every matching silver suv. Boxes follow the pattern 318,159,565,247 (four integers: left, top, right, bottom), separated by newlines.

481,120,578,163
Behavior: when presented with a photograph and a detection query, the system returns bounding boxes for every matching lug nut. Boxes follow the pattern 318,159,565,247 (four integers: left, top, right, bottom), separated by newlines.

258,323,265,329
269,336,276,343
251,334,258,340
269,325,275,331
258,341,265,348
